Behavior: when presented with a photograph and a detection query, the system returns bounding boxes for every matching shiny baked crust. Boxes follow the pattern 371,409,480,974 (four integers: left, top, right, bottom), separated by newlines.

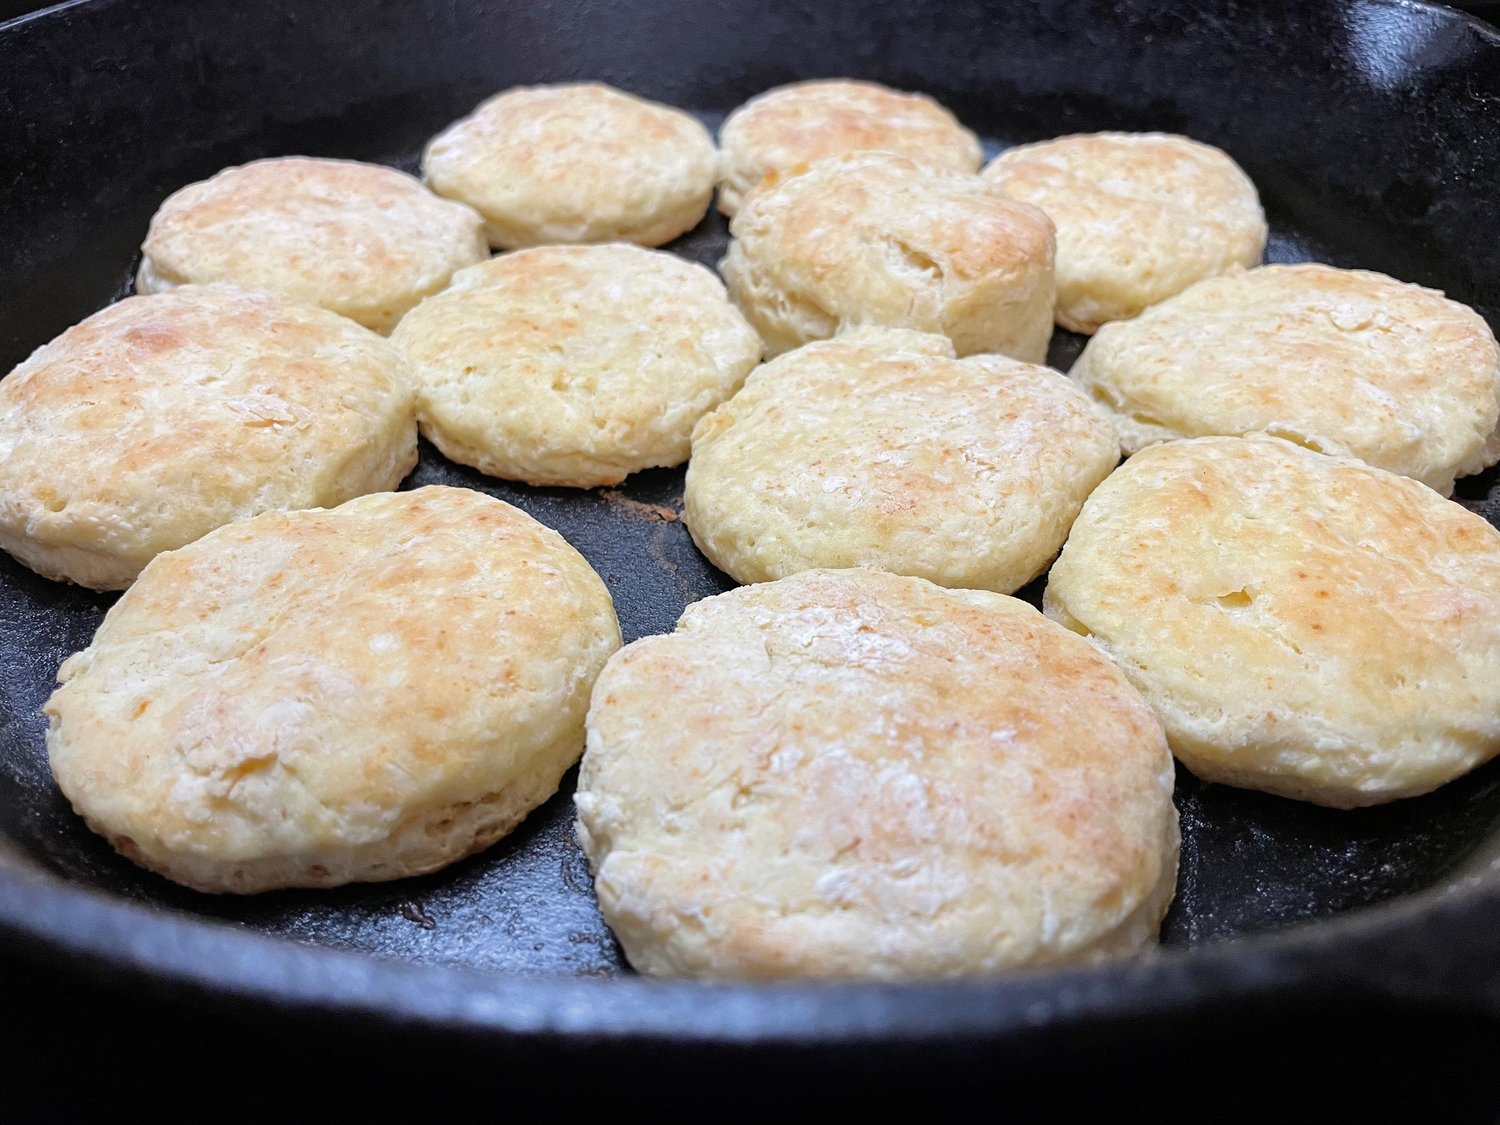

391,244,762,488
0,285,417,590
422,82,718,249
137,157,488,333
1044,435,1500,807
577,567,1179,980
684,327,1118,592
45,486,621,893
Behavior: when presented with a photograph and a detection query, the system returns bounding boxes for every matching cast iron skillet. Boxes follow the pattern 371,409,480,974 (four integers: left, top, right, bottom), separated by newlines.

3,0,1500,1059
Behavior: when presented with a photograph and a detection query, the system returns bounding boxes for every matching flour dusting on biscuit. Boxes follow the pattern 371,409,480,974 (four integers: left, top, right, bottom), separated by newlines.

577,567,1179,980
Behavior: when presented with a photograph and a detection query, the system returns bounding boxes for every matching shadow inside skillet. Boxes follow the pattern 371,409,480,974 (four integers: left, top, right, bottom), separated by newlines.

4,0,1500,981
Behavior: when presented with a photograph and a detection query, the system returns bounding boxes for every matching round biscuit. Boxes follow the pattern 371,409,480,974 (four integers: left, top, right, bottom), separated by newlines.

721,150,1056,361
137,157,488,333
684,327,1119,592
717,79,982,216
45,485,622,893
1044,435,1500,808
576,567,1179,980
422,83,718,249
984,132,1267,333
391,244,763,488
0,285,417,590
1068,263,1500,494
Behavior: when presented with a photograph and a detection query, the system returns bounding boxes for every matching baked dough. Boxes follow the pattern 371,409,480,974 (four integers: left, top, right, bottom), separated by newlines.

422,82,718,249
717,79,982,215
984,132,1266,333
45,486,622,893
390,244,762,488
1068,263,1500,494
0,285,417,590
684,327,1118,592
137,157,487,333
576,567,1179,980
721,151,1056,361
1044,435,1500,808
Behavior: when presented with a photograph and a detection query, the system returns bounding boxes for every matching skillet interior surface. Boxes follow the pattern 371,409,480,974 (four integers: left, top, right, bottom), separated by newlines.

3,0,1500,1024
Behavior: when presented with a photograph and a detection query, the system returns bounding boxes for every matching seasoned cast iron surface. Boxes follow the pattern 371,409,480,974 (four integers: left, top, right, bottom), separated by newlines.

3,0,1500,986
2,142,1499,976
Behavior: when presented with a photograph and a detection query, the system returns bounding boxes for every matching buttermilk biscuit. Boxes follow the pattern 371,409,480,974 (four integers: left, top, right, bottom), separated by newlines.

0,286,417,591
422,83,718,249
1044,435,1500,808
684,328,1118,592
391,244,762,488
1069,263,1500,494
577,568,1179,980
716,79,982,216
137,157,487,333
983,133,1266,333
721,151,1055,361
45,486,622,893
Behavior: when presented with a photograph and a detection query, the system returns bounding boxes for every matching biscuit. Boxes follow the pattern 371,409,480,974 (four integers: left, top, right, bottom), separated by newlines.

721,151,1056,361
983,133,1266,333
716,79,982,216
137,157,488,334
576,567,1179,980
685,327,1118,592
1044,435,1500,808
0,286,417,590
1069,263,1500,494
45,486,622,893
422,83,718,249
391,244,762,488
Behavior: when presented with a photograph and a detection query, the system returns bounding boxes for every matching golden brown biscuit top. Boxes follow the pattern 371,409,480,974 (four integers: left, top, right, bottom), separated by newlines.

421,83,717,245
391,244,762,486
685,327,1118,591
1045,435,1500,770
0,285,412,542
140,157,487,325
986,132,1261,225
733,149,1054,291
1071,263,1500,492
578,568,1177,977
719,80,982,211
46,486,620,858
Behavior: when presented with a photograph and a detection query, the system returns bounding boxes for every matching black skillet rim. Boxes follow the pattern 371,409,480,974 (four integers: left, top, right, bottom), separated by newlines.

4,0,1500,1043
